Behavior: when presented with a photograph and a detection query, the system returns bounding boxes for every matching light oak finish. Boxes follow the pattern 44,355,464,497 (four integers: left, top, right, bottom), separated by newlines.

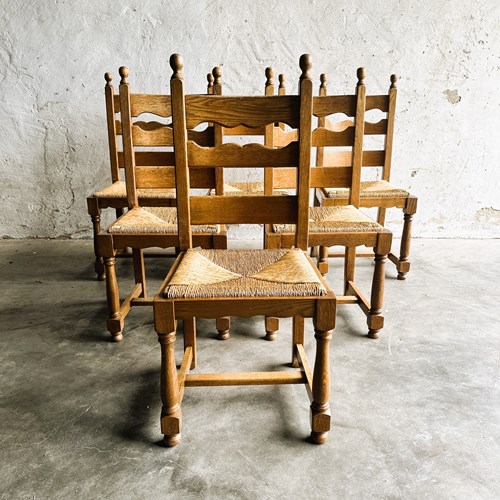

265,69,393,339
316,74,418,280
97,67,228,341
153,54,336,447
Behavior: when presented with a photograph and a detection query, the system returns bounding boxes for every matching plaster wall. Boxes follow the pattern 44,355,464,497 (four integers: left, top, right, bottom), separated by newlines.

0,0,499,239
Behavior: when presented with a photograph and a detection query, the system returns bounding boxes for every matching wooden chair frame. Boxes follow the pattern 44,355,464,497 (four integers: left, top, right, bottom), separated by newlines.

315,74,417,280
153,54,336,446
97,67,228,341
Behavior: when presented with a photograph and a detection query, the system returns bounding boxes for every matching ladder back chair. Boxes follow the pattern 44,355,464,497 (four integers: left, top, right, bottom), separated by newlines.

266,68,392,339
153,54,336,446
315,74,417,280
97,67,227,341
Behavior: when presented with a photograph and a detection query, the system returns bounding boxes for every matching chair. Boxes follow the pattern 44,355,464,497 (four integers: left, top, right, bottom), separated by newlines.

266,68,392,339
315,74,417,280
153,53,336,446
87,71,216,280
97,67,227,341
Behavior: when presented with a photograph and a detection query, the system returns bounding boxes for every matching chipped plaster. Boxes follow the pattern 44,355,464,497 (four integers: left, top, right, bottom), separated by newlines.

0,0,499,239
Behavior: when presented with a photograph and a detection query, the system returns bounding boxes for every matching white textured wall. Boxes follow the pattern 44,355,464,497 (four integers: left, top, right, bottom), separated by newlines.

1,0,499,239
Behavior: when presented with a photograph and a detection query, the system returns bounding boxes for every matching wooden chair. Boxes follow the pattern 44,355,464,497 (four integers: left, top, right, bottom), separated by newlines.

87,71,216,280
97,67,228,341
315,74,417,280
153,54,336,446
266,68,392,339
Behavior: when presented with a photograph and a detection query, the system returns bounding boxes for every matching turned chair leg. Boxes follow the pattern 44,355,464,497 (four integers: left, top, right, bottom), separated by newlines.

90,212,105,281
367,252,387,339
104,256,123,342
132,248,147,297
317,246,329,276
343,246,356,295
216,316,230,340
158,330,182,447
397,212,413,280
265,316,279,341
310,327,332,444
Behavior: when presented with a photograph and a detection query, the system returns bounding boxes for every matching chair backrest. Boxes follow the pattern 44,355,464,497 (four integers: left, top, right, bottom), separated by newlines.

316,72,397,185
110,69,217,209
169,53,314,251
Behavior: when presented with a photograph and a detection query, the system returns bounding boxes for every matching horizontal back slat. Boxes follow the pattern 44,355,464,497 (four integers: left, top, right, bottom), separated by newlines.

366,95,389,112
223,125,266,135
273,167,352,189
187,141,299,168
323,149,386,167
313,95,357,117
135,166,216,189
190,196,298,224
312,126,355,147
130,94,171,117
118,151,176,167
185,95,300,129
273,128,298,147
132,123,174,146
364,119,388,135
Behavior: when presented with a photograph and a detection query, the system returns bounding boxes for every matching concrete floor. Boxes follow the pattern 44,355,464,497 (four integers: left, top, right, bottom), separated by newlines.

0,239,499,499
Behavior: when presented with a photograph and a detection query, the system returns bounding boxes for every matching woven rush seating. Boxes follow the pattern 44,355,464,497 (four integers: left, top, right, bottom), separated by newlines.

153,54,335,447
323,180,408,199
94,180,176,200
209,181,288,196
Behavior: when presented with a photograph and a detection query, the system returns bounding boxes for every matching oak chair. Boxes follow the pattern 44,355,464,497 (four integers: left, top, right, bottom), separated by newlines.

87,71,217,280
153,53,336,446
97,67,228,341
266,69,392,339
315,74,417,280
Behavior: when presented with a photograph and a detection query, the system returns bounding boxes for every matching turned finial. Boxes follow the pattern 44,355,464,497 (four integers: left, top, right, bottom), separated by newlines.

119,66,128,84
104,72,112,86
265,67,274,87
357,67,366,86
299,54,312,80
169,54,184,79
207,73,214,88
390,74,398,89
279,74,286,90
212,66,222,86
320,73,328,89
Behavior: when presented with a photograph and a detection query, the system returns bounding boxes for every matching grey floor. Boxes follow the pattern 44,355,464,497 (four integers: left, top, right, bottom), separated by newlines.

0,239,499,499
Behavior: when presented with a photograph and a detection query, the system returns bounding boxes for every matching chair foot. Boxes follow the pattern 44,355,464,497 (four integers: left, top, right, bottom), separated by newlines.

367,329,380,339
216,317,230,340
163,433,181,447
94,258,105,281
397,272,407,280
264,316,279,341
310,431,329,444
111,331,123,342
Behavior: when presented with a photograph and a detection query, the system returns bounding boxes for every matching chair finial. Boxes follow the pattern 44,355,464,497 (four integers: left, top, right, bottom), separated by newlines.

212,66,222,86
104,72,112,86
299,54,312,80
265,67,274,87
119,66,129,84
170,54,184,79
357,67,366,86
279,73,286,89
320,73,328,89
390,74,398,89
207,73,214,88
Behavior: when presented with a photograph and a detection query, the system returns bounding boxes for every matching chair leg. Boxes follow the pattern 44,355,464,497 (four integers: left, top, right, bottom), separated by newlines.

377,207,387,226
132,248,147,297
343,246,356,295
318,246,329,276
292,316,304,368
265,316,279,341
184,318,197,369
367,252,387,339
397,211,414,280
158,330,182,447
104,257,123,342
87,197,105,281
310,327,332,444
216,317,230,340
